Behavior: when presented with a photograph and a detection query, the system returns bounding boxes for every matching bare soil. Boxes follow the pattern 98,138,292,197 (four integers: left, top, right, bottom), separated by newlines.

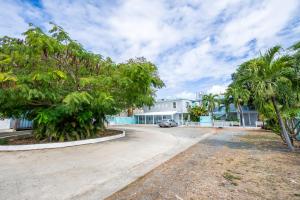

107,129,300,200
3,129,122,145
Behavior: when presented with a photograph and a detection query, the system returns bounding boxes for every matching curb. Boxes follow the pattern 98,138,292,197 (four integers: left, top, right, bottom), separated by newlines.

0,131,125,151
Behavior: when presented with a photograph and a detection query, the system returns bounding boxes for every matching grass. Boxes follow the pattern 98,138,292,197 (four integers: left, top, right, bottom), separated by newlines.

239,133,280,141
223,171,242,186
0,138,8,145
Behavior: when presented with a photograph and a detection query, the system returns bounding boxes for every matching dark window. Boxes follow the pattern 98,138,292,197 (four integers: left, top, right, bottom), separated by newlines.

173,102,176,108
186,102,190,108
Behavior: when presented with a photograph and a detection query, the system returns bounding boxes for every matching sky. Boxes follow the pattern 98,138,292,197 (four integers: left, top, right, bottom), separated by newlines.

1,0,300,99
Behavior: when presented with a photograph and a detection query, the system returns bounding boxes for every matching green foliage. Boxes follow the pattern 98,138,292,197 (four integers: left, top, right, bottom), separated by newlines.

202,93,219,118
223,171,241,186
225,114,239,122
188,105,208,122
225,84,250,126
0,138,8,145
264,118,281,134
0,23,164,141
227,43,300,149
225,84,250,109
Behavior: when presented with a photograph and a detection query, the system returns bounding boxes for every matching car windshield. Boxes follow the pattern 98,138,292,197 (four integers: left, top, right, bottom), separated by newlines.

161,119,170,122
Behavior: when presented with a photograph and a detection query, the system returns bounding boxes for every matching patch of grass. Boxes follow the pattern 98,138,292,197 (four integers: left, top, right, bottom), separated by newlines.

240,133,279,141
226,158,234,163
0,138,8,145
223,171,242,186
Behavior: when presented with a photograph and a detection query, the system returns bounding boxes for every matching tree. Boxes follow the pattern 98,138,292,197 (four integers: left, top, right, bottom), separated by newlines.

225,84,250,127
290,41,300,102
0,23,164,141
202,93,219,126
114,57,165,116
188,105,208,122
233,46,296,151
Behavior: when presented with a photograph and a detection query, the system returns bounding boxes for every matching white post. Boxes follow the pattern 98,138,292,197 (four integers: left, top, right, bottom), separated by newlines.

145,116,146,124
152,115,154,124
248,113,251,127
181,113,184,125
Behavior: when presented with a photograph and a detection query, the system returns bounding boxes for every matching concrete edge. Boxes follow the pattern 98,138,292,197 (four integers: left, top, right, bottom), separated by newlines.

0,131,125,151
0,132,32,139
0,129,15,133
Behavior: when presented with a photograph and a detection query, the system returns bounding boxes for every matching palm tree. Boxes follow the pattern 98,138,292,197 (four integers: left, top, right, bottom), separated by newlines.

202,93,219,126
225,84,250,127
235,46,295,151
290,41,300,101
188,105,208,122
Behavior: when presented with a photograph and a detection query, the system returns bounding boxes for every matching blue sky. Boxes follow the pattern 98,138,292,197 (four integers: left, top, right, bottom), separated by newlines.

1,0,300,99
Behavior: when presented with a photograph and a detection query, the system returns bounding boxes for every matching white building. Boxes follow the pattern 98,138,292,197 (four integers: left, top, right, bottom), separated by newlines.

135,99,198,125
0,119,11,131
0,119,32,132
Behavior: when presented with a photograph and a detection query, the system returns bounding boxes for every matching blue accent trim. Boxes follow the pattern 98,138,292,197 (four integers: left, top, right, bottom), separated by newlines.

107,116,136,125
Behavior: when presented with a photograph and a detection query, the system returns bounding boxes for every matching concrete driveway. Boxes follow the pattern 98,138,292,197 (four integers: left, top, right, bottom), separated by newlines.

0,126,213,200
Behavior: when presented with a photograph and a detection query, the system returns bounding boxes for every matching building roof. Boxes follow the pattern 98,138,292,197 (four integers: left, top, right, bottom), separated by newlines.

135,111,178,116
156,98,195,103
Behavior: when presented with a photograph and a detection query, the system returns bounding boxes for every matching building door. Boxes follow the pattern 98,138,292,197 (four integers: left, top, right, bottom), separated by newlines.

146,115,153,124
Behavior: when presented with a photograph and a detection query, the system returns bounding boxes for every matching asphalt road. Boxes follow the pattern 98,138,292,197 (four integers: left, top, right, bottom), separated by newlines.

0,125,213,200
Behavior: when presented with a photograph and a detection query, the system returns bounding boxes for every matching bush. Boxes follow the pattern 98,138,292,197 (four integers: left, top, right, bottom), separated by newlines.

0,24,164,141
0,138,8,145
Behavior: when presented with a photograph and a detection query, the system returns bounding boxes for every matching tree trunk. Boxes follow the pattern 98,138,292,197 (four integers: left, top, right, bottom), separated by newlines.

271,96,294,151
127,107,133,117
13,119,19,131
237,104,242,127
238,104,245,127
211,112,214,127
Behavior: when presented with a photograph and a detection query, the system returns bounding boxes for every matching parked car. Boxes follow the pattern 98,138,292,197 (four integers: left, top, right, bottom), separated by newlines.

158,119,178,128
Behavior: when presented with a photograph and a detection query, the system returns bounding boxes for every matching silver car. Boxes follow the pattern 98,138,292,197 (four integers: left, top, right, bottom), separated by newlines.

158,119,178,128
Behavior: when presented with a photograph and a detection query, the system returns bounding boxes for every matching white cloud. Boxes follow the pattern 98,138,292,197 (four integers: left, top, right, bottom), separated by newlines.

207,85,228,94
0,1,28,37
174,91,196,100
217,0,299,55
159,38,234,88
0,0,299,99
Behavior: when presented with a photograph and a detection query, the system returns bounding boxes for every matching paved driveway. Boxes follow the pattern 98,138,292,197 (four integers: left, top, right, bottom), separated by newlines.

0,126,213,200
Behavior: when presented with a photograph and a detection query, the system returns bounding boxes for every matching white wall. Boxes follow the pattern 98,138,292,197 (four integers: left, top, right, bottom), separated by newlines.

0,119,11,129
143,99,193,113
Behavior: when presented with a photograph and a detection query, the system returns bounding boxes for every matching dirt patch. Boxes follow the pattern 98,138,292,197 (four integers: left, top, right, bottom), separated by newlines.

107,129,300,200
1,129,122,145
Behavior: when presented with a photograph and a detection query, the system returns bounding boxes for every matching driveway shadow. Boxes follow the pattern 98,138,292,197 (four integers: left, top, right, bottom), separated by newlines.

199,132,300,154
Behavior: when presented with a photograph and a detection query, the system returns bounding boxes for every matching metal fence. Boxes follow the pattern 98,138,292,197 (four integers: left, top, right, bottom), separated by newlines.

10,119,33,130
214,120,240,127
186,120,262,127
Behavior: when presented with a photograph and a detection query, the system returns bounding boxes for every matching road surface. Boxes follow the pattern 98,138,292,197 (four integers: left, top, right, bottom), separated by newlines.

0,126,213,200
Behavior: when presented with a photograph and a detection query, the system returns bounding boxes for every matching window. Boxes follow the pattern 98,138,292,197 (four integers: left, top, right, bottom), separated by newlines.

186,102,190,108
173,102,176,108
